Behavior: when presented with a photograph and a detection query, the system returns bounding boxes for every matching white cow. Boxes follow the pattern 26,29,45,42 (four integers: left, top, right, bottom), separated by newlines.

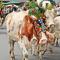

5,10,30,60
44,9,55,33
45,7,60,46
54,16,60,46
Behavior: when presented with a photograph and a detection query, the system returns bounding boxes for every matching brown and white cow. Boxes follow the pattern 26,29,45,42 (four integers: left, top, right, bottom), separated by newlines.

5,10,48,60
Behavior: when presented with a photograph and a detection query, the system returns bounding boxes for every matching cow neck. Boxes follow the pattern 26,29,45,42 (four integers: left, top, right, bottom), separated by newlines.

33,21,41,44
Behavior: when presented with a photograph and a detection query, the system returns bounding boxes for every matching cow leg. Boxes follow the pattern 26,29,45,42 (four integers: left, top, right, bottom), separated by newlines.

18,39,28,60
39,52,43,60
55,38,59,47
22,46,28,60
31,45,34,55
38,44,47,60
9,40,15,60
41,44,47,55
38,45,43,60
31,44,37,56
49,45,53,53
49,24,55,33
47,43,53,53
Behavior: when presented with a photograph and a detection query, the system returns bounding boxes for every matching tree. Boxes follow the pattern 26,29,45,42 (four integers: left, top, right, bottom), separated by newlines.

0,0,4,10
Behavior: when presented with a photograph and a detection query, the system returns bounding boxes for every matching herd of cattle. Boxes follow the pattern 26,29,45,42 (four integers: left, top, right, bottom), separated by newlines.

0,5,60,60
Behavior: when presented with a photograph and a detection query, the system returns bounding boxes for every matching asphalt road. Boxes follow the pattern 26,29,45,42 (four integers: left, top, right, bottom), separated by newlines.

0,24,60,60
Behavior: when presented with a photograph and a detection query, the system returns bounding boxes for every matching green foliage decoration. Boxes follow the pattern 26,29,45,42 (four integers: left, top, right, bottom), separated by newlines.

0,0,4,10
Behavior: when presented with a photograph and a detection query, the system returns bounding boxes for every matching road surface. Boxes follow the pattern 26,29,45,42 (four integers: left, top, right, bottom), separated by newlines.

0,24,60,60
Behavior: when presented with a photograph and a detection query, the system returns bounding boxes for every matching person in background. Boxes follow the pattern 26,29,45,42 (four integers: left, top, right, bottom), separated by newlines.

0,9,4,18
54,3,60,16
12,7,18,12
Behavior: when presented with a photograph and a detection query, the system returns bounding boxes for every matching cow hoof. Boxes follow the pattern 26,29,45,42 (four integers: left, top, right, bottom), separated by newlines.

22,58,28,60
38,56,43,60
49,49,53,54
55,44,59,47
9,57,15,60
32,54,37,56
9,54,15,60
